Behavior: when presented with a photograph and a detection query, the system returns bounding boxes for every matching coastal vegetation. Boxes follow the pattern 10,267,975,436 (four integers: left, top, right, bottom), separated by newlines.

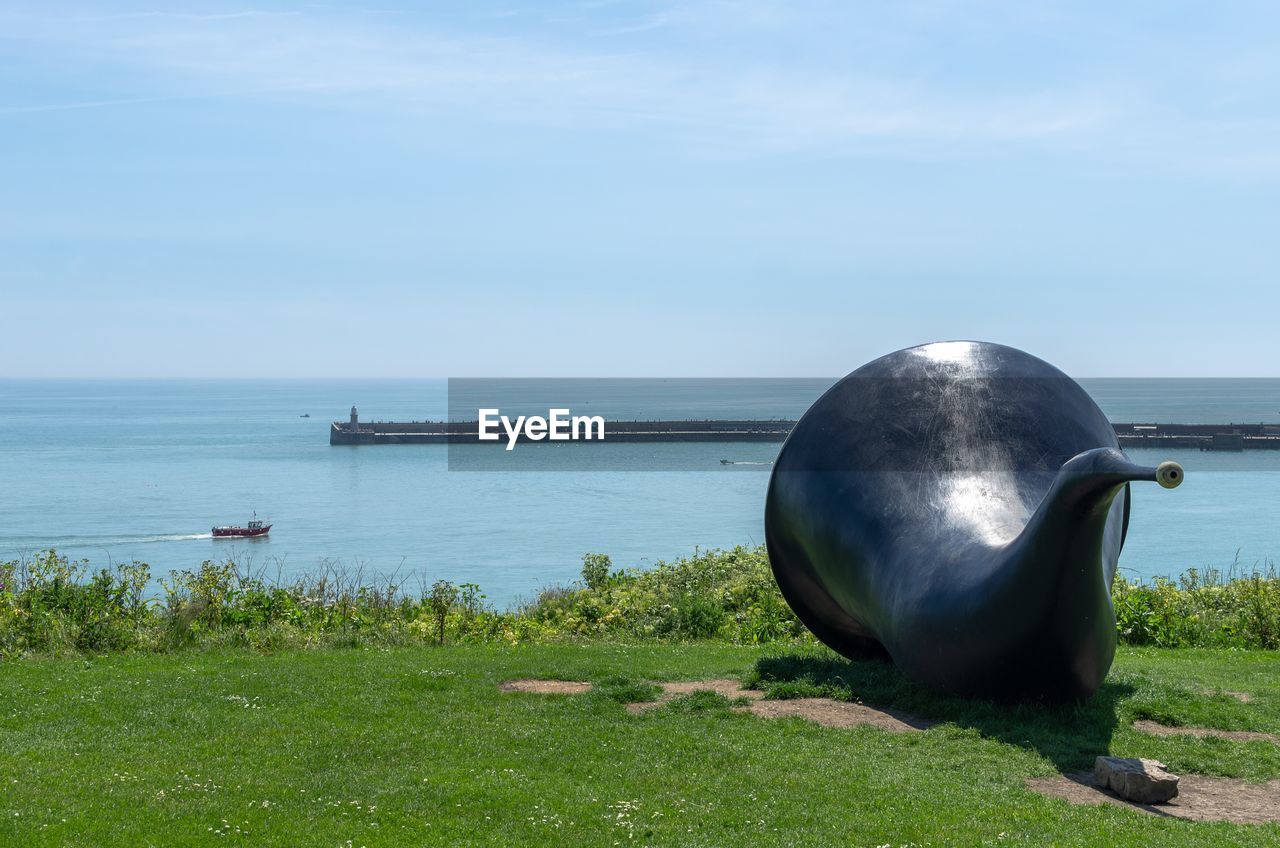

2,546,1279,658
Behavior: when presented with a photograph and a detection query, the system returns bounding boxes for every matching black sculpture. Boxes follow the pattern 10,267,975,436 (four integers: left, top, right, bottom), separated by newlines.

765,341,1182,702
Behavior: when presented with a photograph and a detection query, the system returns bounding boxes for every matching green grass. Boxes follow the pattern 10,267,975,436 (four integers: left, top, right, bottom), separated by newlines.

2,643,1280,846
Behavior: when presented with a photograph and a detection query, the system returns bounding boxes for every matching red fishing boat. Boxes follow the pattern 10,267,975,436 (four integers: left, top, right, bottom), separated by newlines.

212,513,272,538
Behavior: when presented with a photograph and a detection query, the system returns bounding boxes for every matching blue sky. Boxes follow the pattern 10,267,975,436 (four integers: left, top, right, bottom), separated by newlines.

2,1,1278,377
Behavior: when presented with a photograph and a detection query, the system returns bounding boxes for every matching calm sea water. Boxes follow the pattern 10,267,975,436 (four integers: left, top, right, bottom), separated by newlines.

1,379,1278,605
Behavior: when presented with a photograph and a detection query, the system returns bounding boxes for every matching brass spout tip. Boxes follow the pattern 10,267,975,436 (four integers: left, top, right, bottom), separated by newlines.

1156,461,1184,489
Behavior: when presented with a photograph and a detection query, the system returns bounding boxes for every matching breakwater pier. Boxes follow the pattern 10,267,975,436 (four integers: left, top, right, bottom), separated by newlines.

331,408,1280,449
331,410,793,446
1112,422,1280,451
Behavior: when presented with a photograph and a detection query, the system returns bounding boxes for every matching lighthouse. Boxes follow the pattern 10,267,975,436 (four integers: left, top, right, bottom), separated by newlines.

349,406,359,430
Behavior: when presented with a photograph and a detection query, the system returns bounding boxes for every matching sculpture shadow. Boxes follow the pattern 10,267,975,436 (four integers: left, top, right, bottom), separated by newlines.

751,651,1135,774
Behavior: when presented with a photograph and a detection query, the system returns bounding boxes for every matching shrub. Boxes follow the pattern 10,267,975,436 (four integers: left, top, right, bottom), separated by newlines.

580,553,612,591
426,580,459,645
522,545,808,643
0,552,153,655
1112,561,1280,649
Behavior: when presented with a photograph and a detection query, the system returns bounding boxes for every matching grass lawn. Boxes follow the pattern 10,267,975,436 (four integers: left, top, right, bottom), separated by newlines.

3,643,1280,846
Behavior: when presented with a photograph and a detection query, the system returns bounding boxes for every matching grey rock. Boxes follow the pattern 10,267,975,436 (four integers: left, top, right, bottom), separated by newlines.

1094,756,1180,804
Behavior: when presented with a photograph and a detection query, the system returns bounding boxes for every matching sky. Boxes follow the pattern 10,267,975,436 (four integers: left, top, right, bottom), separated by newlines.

1,1,1278,378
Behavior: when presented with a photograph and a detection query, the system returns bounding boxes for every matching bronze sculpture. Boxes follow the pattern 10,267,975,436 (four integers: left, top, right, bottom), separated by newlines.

765,341,1182,701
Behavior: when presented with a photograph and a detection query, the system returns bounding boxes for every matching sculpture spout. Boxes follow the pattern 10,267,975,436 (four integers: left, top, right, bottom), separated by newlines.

1040,448,1183,502
977,449,1185,700
1010,448,1183,596
1015,449,1182,564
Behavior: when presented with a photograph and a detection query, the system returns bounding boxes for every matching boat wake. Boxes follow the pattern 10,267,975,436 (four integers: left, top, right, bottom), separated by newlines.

1,532,213,551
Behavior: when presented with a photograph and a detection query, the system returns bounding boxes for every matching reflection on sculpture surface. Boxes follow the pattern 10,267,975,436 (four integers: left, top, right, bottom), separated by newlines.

765,341,1182,702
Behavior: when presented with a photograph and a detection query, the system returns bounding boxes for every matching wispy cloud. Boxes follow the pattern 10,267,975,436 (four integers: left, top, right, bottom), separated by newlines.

0,91,238,115
1,1,1278,172
0,2,1117,151
57,10,303,23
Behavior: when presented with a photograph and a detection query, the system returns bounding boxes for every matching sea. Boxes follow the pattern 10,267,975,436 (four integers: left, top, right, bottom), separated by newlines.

1,378,1278,607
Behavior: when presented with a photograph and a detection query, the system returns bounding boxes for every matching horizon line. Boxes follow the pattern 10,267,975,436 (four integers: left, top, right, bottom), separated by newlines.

3,375,1280,381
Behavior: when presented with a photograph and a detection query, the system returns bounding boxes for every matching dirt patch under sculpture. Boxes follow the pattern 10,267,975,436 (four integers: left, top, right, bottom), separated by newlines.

747,697,936,731
1133,719,1279,744
1027,772,1280,824
624,678,763,713
505,677,934,732
498,679,593,695
626,679,936,732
